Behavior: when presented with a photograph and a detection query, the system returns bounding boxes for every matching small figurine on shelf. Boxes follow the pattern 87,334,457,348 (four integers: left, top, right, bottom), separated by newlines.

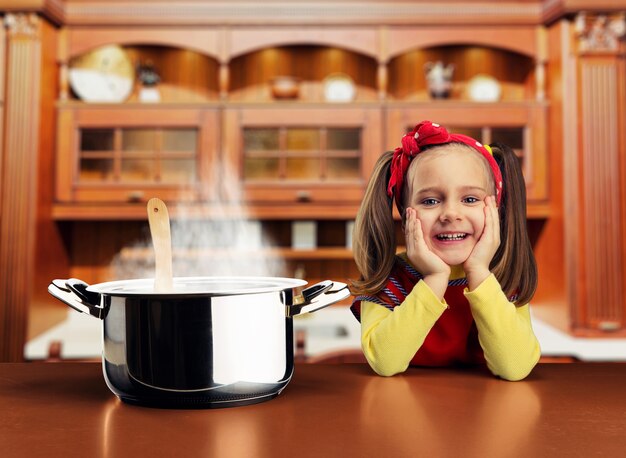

424,61,454,99
137,60,161,103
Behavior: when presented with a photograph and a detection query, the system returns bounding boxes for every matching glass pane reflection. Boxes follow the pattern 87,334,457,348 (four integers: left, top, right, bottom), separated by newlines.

161,159,196,182
79,158,114,182
328,128,360,150
121,159,154,181
286,129,319,151
327,158,360,180
492,127,524,150
286,158,319,179
122,129,155,152
244,157,280,180
163,129,197,152
81,129,114,151
244,129,279,151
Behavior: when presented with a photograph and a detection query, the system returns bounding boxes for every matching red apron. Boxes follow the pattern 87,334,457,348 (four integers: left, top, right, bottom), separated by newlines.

351,257,485,366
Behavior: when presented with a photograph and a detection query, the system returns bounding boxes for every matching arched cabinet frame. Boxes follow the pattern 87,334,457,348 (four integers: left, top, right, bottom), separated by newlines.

386,26,539,61
63,28,223,61
226,27,380,61
59,28,223,102
384,25,546,102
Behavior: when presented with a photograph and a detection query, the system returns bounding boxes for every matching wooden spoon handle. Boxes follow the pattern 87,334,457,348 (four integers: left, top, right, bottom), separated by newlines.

147,197,173,292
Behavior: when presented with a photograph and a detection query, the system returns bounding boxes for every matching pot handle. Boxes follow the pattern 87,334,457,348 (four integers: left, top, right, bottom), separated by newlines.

288,281,351,317
48,278,104,319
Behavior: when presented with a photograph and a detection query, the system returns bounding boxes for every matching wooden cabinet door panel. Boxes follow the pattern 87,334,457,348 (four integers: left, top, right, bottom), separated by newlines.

55,107,219,206
224,107,382,217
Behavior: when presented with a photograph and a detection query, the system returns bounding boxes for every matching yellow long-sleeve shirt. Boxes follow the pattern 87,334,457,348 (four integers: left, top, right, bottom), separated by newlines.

360,265,541,381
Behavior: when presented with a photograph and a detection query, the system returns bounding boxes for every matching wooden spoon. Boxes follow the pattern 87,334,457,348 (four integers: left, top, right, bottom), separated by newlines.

147,197,173,292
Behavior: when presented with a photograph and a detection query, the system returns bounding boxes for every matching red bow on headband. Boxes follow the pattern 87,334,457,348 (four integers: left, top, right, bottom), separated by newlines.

387,121,503,210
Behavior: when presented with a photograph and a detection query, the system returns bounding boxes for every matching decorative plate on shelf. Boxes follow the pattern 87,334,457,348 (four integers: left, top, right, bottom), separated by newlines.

323,74,356,103
68,45,135,103
467,74,502,102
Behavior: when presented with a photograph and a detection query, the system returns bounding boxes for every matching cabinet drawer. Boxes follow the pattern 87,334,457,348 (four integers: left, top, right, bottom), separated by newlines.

68,186,200,204
244,185,364,204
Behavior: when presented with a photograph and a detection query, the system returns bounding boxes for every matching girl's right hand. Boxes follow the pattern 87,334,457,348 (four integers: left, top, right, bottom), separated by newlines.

405,208,450,277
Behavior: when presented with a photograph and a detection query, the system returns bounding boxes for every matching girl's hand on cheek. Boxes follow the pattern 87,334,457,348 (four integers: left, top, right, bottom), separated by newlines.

405,208,450,299
405,208,449,275
464,195,500,290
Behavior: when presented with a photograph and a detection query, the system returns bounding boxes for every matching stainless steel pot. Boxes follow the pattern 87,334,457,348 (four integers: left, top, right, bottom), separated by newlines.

48,276,350,408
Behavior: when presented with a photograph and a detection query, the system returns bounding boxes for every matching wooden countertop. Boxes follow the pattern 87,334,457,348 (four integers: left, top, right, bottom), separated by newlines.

1,363,625,457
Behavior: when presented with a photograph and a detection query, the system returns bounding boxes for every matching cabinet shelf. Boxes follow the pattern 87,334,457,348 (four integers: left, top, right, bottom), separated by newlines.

385,100,548,108
119,246,355,262
51,203,363,220
56,99,545,110
56,101,222,109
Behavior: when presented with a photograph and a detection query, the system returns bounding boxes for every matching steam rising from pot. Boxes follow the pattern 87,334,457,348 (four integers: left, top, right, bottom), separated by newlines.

111,166,286,280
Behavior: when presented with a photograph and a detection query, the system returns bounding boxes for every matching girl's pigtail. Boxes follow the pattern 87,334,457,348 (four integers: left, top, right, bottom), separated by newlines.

351,151,397,295
489,142,538,305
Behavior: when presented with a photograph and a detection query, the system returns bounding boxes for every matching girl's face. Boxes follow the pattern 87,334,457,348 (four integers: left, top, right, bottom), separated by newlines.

406,144,494,267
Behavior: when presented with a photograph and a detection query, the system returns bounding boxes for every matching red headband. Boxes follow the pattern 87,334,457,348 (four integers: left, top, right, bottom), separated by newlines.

387,121,503,211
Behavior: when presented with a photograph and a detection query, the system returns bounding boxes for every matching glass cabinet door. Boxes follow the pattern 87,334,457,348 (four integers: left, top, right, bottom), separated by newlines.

79,129,116,182
242,126,361,182
78,127,198,184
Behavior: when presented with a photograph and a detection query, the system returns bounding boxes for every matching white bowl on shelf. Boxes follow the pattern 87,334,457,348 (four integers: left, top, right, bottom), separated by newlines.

323,74,356,102
467,74,502,102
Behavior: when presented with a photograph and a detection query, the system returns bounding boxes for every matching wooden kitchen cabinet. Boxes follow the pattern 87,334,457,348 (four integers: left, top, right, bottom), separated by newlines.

53,27,548,218
49,24,551,305
4,0,626,365
222,42,381,218
55,105,220,210
223,106,382,218
53,43,222,215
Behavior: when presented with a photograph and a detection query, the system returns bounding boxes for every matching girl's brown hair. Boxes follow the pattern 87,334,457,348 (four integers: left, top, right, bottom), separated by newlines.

351,143,537,306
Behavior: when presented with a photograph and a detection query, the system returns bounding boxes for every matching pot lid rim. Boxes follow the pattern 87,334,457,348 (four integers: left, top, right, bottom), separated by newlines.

86,276,308,296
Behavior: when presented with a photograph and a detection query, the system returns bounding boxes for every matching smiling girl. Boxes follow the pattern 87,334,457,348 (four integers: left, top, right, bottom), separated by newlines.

350,121,540,381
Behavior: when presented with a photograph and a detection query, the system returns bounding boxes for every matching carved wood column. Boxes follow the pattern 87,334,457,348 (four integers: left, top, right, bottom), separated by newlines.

377,26,388,101
58,27,68,101
219,27,229,101
0,13,42,361
0,19,5,186
535,26,547,101
567,12,626,333
219,62,229,101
